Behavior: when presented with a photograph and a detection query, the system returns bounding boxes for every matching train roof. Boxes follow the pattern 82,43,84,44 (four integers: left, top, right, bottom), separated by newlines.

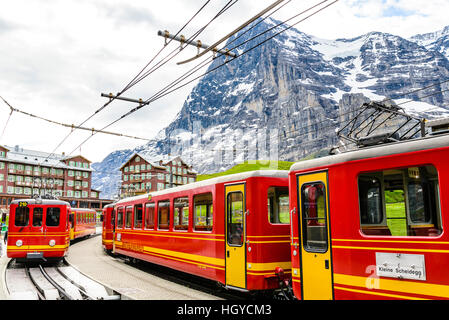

115,169,288,205
10,198,70,206
290,133,449,172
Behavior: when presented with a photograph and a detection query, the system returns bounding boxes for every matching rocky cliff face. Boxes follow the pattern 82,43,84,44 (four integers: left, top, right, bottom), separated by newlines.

93,19,449,199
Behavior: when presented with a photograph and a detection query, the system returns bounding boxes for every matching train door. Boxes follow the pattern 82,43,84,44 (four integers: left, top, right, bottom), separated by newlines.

297,171,333,300
30,206,44,247
69,211,75,240
112,208,116,254
225,184,246,289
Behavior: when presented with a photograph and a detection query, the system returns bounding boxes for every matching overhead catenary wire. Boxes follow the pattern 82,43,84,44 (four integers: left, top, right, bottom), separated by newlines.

148,0,337,104
66,0,337,156
176,0,287,65
125,0,240,92
39,0,215,167
0,97,150,141
0,96,14,141
125,0,336,116
64,0,449,163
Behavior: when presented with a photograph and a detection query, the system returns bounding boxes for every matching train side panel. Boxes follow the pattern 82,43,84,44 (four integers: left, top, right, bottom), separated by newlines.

290,142,449,300
109,171,291,292
114,184,225,284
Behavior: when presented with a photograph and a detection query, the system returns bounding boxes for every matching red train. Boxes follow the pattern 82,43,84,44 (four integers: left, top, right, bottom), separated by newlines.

288,132,449,300
7,199,71,262
69,207,97,240
101,204,114,251
101,170,291,293
7,199,97,262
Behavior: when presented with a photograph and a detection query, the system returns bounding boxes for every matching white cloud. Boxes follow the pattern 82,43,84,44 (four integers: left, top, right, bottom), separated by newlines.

0,0,448,162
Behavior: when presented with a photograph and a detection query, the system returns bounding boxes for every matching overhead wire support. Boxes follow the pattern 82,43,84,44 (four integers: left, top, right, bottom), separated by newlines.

176,0,286,65
157,30,237,59
100,93,148,106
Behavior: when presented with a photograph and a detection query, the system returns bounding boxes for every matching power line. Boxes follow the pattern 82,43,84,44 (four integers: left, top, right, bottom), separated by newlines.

149,0,338,103
0,96,14,141
0,97,150,141
177,0,288,65
126,0,240,91
40,0,215,166
66,0,337,155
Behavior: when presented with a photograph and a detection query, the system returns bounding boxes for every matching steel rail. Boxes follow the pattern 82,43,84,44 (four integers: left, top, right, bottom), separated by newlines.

38,264,75,300
24,266,46,300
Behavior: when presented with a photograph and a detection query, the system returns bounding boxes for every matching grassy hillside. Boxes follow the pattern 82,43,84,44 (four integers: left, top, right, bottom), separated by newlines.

197,160,295,181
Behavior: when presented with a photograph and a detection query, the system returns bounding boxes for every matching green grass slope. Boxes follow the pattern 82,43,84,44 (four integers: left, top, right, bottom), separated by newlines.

197,160,295,181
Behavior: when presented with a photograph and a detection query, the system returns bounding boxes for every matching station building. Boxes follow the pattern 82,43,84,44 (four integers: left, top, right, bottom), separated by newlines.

0,145,113,216
119,153,197,198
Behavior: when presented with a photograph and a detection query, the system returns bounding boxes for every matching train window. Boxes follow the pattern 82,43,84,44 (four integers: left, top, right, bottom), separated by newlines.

15,206,29,226
359,165,442,237
359,177,383,225
32,207,43,227
134,204,143,229
125,206,133,228
117,207,124,229
227,192,244,246
46,207,60,227
194,193,213,232
301,183,328,253
111,209,116,229
267,186,290,224
145,203,155,229
174,197,189,231
158,200,170,230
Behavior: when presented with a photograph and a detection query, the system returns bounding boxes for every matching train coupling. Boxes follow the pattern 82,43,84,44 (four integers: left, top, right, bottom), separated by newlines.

274,267,294,300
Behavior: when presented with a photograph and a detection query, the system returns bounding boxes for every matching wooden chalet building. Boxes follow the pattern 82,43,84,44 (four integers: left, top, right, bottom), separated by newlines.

119,153,197,198
0,145,112,216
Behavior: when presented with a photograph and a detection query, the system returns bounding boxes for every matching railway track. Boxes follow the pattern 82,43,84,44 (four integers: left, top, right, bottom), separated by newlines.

114,254,261,300
6,259,121,300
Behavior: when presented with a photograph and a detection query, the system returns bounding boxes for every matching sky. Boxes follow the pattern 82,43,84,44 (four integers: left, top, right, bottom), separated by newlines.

0,0,448,163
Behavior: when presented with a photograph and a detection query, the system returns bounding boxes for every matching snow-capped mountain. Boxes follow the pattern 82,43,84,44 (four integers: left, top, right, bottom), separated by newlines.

409,25,449,59
93,19,449,199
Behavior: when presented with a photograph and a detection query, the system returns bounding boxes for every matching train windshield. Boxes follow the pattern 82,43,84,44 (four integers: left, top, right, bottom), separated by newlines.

33,207,43,227
46,207,60,227
359,165,442,237
15,206,29,226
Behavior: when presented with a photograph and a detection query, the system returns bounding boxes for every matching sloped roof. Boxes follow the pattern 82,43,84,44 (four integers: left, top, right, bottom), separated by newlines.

119,152,166,170
1,145,93,171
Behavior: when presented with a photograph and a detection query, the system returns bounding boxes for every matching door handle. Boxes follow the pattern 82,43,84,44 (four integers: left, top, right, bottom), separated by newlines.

227,251,230,258
325,259,329,269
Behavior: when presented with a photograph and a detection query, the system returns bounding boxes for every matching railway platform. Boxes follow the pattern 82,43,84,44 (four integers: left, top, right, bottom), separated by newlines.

65,234,220,300
0,228,220,300
0,237,10,299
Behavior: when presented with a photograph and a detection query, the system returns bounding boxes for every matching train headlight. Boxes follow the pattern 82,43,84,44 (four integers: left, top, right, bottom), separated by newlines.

49,240,56,247
16,240,23,247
